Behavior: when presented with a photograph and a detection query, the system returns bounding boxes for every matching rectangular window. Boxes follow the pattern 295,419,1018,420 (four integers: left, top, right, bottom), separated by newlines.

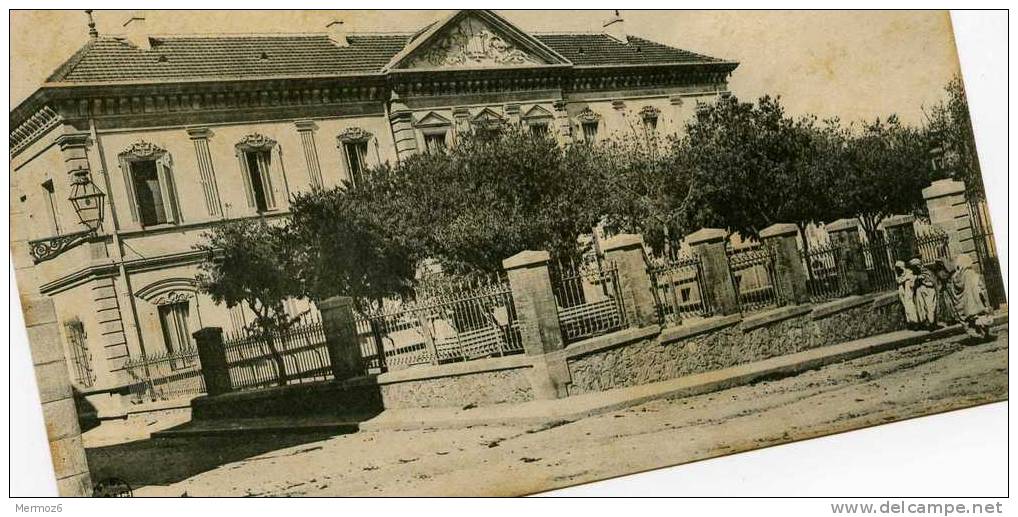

529,123,549,138
343,141,369,186
130,159,180,226
424,132,447,152
158,302,192,355
42,179,61,235
643,117,659,135
582,121,599,143
243,150,276,212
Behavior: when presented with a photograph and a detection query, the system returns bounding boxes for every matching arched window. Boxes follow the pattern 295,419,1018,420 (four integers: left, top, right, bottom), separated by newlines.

118,141,181,227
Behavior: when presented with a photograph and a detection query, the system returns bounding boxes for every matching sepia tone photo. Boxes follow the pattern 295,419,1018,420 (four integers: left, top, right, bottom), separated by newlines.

9,9,1007,497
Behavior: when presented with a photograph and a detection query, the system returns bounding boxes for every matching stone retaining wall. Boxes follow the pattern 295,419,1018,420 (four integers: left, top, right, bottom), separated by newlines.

380,367,534,409
566,293,903,395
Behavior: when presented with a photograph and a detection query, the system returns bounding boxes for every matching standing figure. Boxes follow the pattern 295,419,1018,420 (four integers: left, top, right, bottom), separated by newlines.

945,255,994,340
894,260,919,329
910,258,938,330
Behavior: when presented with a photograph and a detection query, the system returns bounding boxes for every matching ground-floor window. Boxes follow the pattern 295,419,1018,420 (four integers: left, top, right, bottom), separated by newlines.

158,301,192,356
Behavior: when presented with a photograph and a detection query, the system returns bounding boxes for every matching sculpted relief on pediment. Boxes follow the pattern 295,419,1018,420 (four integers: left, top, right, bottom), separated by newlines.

403,16,546,69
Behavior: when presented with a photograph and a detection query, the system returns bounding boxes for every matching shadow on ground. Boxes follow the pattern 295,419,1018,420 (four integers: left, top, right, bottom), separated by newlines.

86,429,351,489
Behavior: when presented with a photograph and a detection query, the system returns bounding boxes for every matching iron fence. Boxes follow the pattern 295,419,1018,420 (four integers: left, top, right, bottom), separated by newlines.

356,279,524,372
915,226,952,266
551,258,628,343
223,313,332,391
861,234,897,292
801,241,851,303
728,246,782,312
648,251,712,324
123,347,205,402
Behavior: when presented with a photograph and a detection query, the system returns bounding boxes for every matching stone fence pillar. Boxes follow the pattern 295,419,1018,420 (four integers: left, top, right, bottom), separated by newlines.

319,296,363,381
923,179,977,271
760,223,809,305
827,218,869,295
23,296,92,496
882,214,918,264
503,250,570,399
686,228,739,315
602,234,658,327
193,327,231,397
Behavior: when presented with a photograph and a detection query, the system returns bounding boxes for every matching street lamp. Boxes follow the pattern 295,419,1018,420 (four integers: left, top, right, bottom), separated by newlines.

68,168,106,232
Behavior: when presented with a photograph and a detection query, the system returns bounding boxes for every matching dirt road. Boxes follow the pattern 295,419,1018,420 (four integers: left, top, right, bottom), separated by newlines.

89,329,1007,497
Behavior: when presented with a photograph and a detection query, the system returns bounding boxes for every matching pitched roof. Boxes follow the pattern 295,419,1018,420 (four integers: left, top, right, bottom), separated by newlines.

534,34,724,67
47,34,411,83
43,32,728,84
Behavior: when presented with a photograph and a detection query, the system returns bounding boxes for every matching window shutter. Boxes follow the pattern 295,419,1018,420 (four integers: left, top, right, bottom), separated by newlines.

156,154,181,224
118,156,140,222
257,150,276,209
236,150,256,208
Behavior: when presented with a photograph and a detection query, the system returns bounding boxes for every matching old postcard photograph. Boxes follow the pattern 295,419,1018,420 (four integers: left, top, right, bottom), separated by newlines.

8,8,1007,498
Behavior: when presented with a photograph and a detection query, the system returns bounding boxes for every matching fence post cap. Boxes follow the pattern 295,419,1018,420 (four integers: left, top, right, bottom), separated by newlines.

192,326,223,340
685,228,728,246
319,296,355,310
759,223,799,239
881,214,915,229
922,179,966,200
502,250,551,270
826,218,859,233
601,233,644,252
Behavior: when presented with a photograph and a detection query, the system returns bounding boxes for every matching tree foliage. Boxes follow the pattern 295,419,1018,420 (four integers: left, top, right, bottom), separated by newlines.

924,75,984,198
194,218,302,385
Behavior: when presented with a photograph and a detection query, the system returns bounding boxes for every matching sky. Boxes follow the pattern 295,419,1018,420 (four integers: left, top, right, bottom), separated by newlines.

9,10,962,125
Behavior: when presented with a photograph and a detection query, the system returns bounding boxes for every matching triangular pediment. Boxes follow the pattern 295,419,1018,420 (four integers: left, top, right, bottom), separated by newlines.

414,111,453,128
522,104,553,120
386,10,571,71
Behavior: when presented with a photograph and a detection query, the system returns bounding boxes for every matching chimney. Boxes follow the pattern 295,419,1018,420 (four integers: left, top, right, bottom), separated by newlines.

122,11,151,50
602,10,627,44
326,19,349,47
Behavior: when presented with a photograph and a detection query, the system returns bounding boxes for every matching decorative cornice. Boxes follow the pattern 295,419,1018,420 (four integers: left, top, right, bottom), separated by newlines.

120,140,167,159
576,107,601,124
10,106,61,157
235,132,277,151
55,132,90,151
294,120,319,132
336,127,373,143
639,105,661,120
186,127,213,140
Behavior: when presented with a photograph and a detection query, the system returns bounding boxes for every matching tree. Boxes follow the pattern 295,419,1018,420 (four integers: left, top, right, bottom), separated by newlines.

680,95,840,253
925,75,984,198
286,186,417,314
349,128,608,275
194,218,303,386
834,116,932,241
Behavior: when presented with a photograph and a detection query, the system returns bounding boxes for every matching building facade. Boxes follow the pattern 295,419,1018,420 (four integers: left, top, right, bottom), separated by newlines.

9,10,738,409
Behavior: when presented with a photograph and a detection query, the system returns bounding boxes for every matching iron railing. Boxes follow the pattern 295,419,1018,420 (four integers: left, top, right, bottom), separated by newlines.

123,347,205,402
915,226,952,267
551,258,628,343
223,313,332,391
801,241,851,303
728,246,782,312
355,279,524,372
648,251,712,324
861,234,897,292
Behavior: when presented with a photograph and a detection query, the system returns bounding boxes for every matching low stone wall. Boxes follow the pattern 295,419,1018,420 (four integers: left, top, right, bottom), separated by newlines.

377,356,534,409
566,292,903,395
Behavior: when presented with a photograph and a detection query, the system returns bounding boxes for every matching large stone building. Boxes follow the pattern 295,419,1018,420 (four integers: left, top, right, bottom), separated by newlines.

9,9,738,411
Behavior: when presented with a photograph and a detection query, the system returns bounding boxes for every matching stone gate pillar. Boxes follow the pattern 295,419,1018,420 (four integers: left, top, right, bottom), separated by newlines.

194,327,231,396
827,218,869,295
319,296,363,381
602,234,658,327
503,250,570,399
686,228,739,315
760,223,809,305
922,179,978,271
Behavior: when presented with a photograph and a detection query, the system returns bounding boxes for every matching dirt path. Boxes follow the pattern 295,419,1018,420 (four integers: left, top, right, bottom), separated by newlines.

102,329,1006,497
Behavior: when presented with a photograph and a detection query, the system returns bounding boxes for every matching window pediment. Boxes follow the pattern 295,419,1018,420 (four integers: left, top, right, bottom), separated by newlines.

337,127,373,144
522,104,553,121
576,107,601,124
120,140,167,160
235,133,277,151
414,112,453,129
